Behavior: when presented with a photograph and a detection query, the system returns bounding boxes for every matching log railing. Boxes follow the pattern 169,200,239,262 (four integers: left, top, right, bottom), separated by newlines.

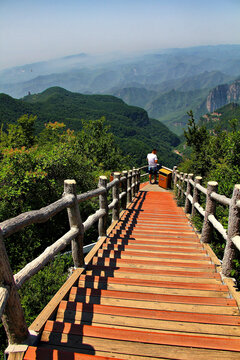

172,167,240,278
0,168,142,346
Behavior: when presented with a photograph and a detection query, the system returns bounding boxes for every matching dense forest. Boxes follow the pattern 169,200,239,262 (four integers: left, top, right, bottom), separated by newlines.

0,87,181,167
0,114,131,356
178,110,240,281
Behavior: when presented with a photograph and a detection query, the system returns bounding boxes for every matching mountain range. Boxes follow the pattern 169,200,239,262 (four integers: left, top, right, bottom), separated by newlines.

1,45,240,135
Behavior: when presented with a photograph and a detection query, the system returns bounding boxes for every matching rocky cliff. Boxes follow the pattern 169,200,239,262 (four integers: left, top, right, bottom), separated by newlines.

206,80,240,112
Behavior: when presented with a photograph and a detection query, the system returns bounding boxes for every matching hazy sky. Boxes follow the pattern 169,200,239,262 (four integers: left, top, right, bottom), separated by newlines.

0,0,240,70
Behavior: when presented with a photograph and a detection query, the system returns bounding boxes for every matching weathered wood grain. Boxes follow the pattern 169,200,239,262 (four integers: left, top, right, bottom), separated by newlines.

0,285,9,318
0,195,74,238
0,232,29,344
14,228,79,289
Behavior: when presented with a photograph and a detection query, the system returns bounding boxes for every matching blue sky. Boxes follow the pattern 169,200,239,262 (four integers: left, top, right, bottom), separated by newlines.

0,0,240,70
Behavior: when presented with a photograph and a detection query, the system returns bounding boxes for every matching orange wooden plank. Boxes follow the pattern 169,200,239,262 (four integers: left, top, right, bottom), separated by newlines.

24,346,124,360
59,301,240,326
86,264,221,278
97,249,209,261
93,257,215,270
43,321,240,352
79,275,228,292
109,233,200,242
70,287,236,306
102,243,206,253
106,238,203,247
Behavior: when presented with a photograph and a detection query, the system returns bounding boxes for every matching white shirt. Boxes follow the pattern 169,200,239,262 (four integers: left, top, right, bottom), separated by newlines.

147,153,158,167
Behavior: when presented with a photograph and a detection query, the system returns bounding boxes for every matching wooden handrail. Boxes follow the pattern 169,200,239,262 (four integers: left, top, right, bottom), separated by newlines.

172,167,240,277
14,228,79,289
0,166,141,346
0,195,75,238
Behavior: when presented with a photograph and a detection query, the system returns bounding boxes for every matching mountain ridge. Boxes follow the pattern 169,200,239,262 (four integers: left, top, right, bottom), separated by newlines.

0,87,181,167
1,45,240,135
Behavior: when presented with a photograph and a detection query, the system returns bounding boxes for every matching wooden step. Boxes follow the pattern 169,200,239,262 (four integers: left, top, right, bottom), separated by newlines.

85,264,222,283
68,288,238,315
41,321,240,355
109,233,200,241
58,300,240,326
91,257,215,271
78,275,229,298
24,346,125,360
79,275,228,293
69,287,236,307
97,249,211,261
115,224,193,231
105,237,204,248
56,300,240,337
102,242,207,253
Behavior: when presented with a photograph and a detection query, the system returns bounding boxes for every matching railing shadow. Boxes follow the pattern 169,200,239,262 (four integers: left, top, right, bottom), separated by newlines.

52,191,147,356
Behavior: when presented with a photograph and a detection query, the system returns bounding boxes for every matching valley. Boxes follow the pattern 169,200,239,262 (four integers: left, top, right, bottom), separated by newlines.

1,45,240,135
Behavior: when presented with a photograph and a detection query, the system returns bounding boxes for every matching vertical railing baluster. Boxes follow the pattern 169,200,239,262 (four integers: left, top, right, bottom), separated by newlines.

127,170,132,205
121,171,128,210
131,168,136,199
112,172,120,221
184,173,193,214
98,176,108,237
174,169,179,191
191,176,202,217
0,231,29,344
200,181,218,243
64,180,84,267
181,173,187,200
222,185,240,276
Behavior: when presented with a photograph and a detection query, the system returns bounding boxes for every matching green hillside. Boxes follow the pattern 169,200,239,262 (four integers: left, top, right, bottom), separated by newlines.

0,87,181,167
199,102,240,131
145,88,209,135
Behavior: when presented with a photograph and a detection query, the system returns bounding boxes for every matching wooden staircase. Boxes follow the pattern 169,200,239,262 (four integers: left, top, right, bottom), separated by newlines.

23,189,240,359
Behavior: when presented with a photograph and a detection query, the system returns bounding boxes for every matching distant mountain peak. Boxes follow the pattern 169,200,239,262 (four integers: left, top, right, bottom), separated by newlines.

206,80,240,112
62,53,88,60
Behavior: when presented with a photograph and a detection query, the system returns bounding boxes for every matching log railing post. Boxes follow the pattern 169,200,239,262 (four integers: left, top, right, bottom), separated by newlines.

177,172,183,197
172,166,177,184
184,173,193,214
98,176,108,237
138,168,141,191
200,181,218,243
222,184,240,276
174,169,179,190
112,172,121,221
0,231,29,344
181,173,187,200
121,171,128,210
135,168,140,193
132,168,136,199
64,180,84,267
136,168,140,194
134,168,139,195
191,176,202,217
127,170,132,205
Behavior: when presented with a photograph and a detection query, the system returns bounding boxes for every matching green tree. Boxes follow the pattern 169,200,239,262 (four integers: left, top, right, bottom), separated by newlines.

183,111,210,176
0,114,36,149
78,117,128,171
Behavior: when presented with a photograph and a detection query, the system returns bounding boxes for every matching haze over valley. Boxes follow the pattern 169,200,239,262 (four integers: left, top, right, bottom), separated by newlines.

1,45,240,135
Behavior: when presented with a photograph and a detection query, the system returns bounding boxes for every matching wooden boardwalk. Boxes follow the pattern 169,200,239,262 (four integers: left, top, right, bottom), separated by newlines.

23,186,240,360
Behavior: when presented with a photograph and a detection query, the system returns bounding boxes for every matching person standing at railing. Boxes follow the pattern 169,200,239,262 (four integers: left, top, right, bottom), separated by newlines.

147,149,158,184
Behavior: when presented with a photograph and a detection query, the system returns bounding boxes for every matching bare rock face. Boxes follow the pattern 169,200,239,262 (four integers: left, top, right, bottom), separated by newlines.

206,80,240,112
228,81,240,102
